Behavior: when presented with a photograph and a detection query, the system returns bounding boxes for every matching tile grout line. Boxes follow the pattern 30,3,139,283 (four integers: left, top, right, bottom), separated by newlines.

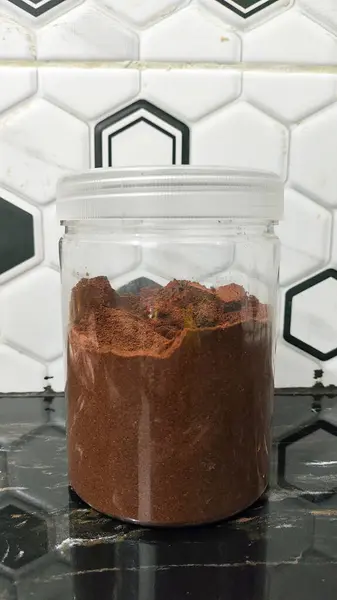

0,61,337,73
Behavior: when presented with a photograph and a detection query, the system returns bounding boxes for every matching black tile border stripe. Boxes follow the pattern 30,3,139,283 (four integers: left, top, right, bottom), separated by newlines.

284,268,337,362
215,0,280,17
94,99,190,168
8,0,280,20
7,0,67,17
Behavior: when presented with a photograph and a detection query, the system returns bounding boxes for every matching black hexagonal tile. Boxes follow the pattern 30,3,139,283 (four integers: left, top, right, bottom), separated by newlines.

284,269,337,361
321,397,337,427
7,425,68,510
273,395,319,441
94,99,190,167
17,554,73,600
264,499,314,565
46,395,66,428
0,446,8,489
278,419,337,503
0,503,48,570
215,0,281,18
0,197,34,276
0,575,15,600
313,513,337,560
0,397,47,446
269,558,337,600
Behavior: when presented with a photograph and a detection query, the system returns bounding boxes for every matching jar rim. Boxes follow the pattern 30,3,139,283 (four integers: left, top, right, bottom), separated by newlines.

57,166,284,222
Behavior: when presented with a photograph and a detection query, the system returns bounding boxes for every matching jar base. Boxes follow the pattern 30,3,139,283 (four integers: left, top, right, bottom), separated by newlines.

69,484,268,528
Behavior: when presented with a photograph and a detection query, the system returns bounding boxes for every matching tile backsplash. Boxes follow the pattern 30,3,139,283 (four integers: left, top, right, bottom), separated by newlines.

0,0,337,392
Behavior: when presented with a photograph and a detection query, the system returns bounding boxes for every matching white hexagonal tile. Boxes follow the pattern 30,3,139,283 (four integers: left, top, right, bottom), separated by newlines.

47,356,65,392
102,0,188,27
0,68,37,115
61,236,141,281
331,212,337,266
39,68,140,121
142,69,241,122
111,120,177,166
143,240,235,282
199,0,291,29
276,189,332,286
0,98,89,205
43,203,63,270
243,9,337,64
275,342,319,388
0,187,43,285
0,15,35,60
285,272,337,360
192,101,288,178
231,236,281,300
0,345,46,393
37,4,139,60
0,267,63,362
323,357,337,385
289,104,337,207
278,283,287,333
140,4,240,61
243,72,337,124
300,0,337,35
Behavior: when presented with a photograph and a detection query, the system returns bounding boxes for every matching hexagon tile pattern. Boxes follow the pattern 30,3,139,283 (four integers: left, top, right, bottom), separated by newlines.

0,98,89,205
36,5,139,61
284,270,337,362
94,99,190,167
103,0,187,27
1,30,337,391
140,4,241,62
192,101,288,177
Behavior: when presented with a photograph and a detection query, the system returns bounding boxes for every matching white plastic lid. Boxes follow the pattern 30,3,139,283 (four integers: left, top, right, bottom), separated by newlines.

57,166,283,222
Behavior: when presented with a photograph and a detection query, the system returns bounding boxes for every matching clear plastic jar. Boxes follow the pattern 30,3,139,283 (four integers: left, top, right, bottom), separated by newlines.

57,167,283,526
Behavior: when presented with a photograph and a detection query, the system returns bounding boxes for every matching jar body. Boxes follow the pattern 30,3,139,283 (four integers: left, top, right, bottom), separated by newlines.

61,218,279,526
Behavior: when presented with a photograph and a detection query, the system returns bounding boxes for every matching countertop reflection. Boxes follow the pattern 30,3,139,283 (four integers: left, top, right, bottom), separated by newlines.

0,390,337,600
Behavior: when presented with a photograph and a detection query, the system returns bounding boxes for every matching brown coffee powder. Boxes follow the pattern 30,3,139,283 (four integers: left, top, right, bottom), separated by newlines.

67,277,272,526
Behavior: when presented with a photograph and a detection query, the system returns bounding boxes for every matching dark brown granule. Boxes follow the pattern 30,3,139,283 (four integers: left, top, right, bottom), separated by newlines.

67,277,272,526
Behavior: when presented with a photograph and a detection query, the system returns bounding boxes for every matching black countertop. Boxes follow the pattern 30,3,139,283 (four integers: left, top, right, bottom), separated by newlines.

0,391,337,600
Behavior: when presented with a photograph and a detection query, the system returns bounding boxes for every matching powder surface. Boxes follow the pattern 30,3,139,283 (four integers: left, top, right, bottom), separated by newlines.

67,276,272,526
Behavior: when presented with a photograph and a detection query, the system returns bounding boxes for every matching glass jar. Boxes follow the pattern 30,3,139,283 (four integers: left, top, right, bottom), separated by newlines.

57,167,283,527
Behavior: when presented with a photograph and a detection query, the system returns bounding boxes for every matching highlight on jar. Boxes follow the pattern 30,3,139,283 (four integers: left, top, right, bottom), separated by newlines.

57,167,284,527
